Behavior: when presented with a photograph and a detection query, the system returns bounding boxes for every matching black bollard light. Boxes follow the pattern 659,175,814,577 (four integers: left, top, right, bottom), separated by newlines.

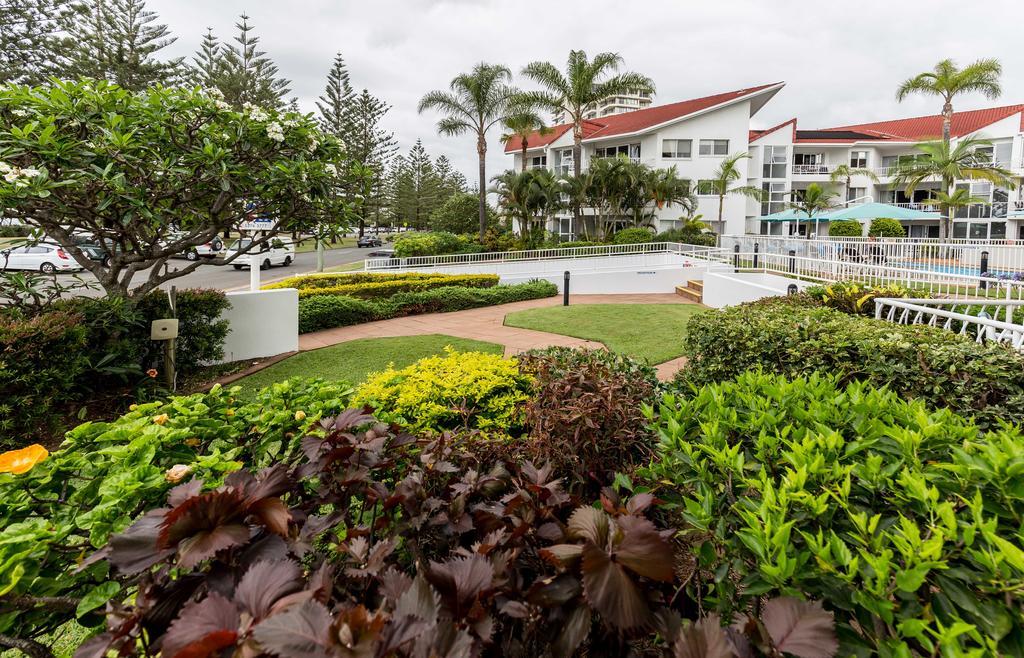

980,251,989,290
733,244,740,272
563,270,570,306
788,284,798,296
753,242,759,269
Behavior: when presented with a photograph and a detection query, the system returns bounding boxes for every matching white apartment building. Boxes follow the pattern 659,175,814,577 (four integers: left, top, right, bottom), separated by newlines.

551,90,654,124
506,82,786,237
505,82,1024,240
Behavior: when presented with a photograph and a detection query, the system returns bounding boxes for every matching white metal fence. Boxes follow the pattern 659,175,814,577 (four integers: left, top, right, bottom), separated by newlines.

873,298,1024,352
720,235,1024,279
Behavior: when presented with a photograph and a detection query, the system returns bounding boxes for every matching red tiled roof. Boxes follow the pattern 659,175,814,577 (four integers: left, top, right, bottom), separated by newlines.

750,118,797,142
503,82,784,153
819,105,1024,141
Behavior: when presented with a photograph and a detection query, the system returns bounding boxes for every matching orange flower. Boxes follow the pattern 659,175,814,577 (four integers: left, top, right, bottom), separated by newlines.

146,369,158,378
153,413,169,425
294,410,306,422
0,444,49,475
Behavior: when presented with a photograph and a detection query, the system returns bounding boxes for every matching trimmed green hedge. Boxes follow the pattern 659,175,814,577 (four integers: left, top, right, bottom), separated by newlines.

298,279,558,333
827,219,863,237
869,217,906,237
611,227,654,244
268,272,499,300
679,296,1024,427
642,370,1024,655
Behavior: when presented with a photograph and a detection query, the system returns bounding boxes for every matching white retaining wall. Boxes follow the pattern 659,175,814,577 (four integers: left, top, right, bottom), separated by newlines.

701,272,813,308
219,289,298,362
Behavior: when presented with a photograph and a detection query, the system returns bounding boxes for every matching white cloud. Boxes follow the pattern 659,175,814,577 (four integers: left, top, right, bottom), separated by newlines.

152,0,1024,185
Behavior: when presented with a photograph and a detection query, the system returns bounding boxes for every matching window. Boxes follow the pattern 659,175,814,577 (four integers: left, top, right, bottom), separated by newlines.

850,151,868,168
698,139,729,156
593,143,640,160
762,145,787,178
529,155,547,169
991,222,1007,240
696,180,717,196
760,182,786,216
793,153,824,165
662,139,692,159
847,187,865,201
994,142,1012,166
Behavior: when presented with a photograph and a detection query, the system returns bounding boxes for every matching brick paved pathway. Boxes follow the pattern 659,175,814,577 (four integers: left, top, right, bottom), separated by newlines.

298,294,694,381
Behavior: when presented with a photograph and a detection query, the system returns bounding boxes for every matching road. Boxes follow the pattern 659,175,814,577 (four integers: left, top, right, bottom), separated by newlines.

50,242,383,295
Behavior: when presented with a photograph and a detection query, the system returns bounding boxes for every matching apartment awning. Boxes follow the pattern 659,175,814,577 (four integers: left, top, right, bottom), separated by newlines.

759,202,941,222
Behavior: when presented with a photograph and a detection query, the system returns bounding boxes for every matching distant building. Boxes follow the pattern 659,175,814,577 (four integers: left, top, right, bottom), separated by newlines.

552,90,654,124
506,82,1024,239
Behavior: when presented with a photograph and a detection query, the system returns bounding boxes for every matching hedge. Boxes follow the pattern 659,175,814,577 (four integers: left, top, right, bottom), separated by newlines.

297,279,558,333
868,217,906,237
611,227,654,244
679,296,1024,427
827,219,863,237
642,370,1024,655
266,272,499,299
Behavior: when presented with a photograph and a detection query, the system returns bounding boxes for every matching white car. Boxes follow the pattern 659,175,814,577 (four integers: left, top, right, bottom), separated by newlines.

1,243,84,273
226,237,295,270
165,232,225,261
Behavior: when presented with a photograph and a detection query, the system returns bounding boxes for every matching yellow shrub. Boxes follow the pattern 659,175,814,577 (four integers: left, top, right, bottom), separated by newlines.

352,348,533,433
264,273,499,300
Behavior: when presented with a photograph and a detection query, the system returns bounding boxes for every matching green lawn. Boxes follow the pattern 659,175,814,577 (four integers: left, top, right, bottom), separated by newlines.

324,260,365,273
503,303,704,364
232,334,504,392
293,237,357,253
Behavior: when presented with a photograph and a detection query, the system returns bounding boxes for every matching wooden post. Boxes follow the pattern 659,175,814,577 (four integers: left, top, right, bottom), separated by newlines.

164,287,177,392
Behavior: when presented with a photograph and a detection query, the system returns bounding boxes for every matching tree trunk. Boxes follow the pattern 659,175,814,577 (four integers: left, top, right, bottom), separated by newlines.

717,193,724,233
941,97,953,240
477,135,487,240
572,125,583,230
521,142,528,173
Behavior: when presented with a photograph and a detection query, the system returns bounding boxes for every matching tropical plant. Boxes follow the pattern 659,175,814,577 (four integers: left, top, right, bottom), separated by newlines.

828,163,879,200
867,217,907,237
826,219,863,237
920,187,989,217
491,169,561,248
806,280,911,315
500,103,551,172
611,227,654,244
788,183,840,239
419,63,522,239
893,137,1015,238
896,58,1004,238
705,152,764,232
522,51,654,224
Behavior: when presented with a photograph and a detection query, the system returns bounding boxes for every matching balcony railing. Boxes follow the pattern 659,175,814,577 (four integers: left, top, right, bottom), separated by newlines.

792,163,836,175
883,201,1010,219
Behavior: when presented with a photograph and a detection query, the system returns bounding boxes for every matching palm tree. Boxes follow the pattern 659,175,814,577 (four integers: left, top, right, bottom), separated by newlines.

893,137,1016,238
788,183,839,238
829,164,879,201
920,188,989,219
419,62,520,239
897,59,1002,145
500,104,551,172
897,58,1002,238
707,152,764,232
522,51,654,225
491,169,559,248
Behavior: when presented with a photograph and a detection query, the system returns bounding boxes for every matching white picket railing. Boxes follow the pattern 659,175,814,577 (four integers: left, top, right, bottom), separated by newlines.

873,298,1024,352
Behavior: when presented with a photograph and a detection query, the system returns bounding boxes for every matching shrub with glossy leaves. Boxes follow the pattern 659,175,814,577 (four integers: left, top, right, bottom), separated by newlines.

518,347,659,493
826,219,863,237
611,227,654,244
805,280,912,316
352,348,533,433
868,217,906,237
680,295,1024,427
392,231,480,257
642,370,1024,655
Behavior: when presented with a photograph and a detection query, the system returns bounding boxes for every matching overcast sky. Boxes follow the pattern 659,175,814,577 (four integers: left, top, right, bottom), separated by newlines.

151,0,1024,182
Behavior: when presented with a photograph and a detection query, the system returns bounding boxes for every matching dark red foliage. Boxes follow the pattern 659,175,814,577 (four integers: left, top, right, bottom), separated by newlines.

78,410,835,658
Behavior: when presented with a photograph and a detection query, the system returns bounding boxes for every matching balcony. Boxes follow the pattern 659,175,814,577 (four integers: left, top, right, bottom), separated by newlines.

791,163,837,175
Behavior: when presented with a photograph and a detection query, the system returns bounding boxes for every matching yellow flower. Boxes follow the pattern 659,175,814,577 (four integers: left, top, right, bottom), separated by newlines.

225,408,235,417
294,410,306,422
184,437,200,447
0,444,49,475
153,414,169,425
129,404,138,411
164,464,192,483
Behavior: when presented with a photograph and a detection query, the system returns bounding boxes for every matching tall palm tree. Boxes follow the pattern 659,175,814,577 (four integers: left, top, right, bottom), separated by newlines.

522,51,654,225
897,58,1002,145
419,62,519,239
500,104,551,172
707,152,764,232
897,58,1002,238
788,183,839,239
829,164,879,201
893,137,1016,238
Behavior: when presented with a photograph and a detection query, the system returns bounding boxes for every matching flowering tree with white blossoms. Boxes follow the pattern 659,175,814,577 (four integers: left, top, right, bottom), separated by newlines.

0,79,358,298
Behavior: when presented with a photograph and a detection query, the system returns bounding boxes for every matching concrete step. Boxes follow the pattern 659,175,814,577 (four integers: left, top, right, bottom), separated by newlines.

687,279,704,292
675,285,702,302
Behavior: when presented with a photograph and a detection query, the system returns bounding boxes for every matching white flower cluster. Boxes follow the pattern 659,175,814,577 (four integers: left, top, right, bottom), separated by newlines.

324,163,338,176
266,121,285,142
307,136,319,153
243,102,269,122
0,161,41,184
282,118,298,128
11,108,29,117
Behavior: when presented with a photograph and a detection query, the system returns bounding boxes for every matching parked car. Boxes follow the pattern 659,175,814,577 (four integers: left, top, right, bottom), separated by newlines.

225,237,295,270
1,243,84,273
67,234,111,266
164,232,225,261
357,235,383,248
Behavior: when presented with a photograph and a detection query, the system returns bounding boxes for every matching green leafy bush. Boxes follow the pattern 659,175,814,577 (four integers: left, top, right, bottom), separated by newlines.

134,288,230,374
0,310,89,447
868,217,906,237
679,296,1024,427
267,271,499,299
641,370,1024,655
352,348,533,433
392,231,480,257
827,219,863,237
805,280,912,316
654,227,717,246
518,347,658,493
296,279,558,333
428,192,497,234
611,227,654,244
0,378,350,648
